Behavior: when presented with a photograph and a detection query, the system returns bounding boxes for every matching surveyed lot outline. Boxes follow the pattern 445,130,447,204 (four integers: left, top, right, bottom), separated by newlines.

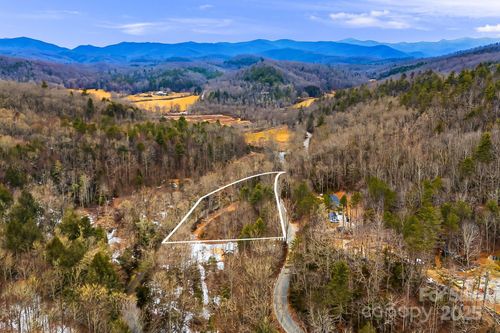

162,171,287,244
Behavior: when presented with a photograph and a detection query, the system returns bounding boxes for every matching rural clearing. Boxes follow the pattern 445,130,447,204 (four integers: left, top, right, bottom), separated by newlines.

162,171,287,244
244,126,293,148
127,93,199,112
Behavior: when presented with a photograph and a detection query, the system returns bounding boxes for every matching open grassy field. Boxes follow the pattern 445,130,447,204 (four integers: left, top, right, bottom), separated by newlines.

69,88,113,100
244,126,292,148
69,89,199,112
292,92,336,109
163,114,250,126
292,97,316,109
127,93,199,112
126,92,190,101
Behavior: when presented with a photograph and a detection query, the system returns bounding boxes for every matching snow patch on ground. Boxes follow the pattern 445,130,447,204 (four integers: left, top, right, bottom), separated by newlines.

112,250,121,264
183,312,194,333
303,131,312,151
463,274,500,304
278,151,286,164
190,242,236,267
185,242,238,325
0,296,72,332
198,264,211,320
86,214,95,225
107,228,122,245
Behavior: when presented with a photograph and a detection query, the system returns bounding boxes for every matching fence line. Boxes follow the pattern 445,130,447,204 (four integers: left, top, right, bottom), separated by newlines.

162,236,285,245
162,171,286,244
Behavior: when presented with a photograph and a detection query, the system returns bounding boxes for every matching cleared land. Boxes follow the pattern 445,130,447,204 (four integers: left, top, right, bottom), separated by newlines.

292,92,336,109
70,88,113,100
244,126,293,149
69,89,199,112
127,93,199,112
193,202,239,239
126,92,191,102
162,114,251,126
292,98,316,109
426,252,500,314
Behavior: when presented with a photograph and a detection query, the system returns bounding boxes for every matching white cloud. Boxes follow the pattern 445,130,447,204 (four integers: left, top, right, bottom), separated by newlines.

115,22,166,36
358,0,500,19
199,4,214,10
286,0,500,19
476,24,500,33
102,18,234,36
329,10,411,29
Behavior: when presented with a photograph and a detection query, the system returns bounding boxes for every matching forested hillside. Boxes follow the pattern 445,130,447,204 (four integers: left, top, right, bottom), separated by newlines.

376,43,500,79
0,54,366,106
0,82,247,206
1,43,498,110
286,63,499,332
201,61,366,108
0,81,251,331
0,56,224,94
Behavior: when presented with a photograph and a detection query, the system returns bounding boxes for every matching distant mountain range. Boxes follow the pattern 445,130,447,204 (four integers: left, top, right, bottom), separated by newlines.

0,37,497,65
338,37,500,57
374,43,500,79
0,38,497,95
0,37,408,64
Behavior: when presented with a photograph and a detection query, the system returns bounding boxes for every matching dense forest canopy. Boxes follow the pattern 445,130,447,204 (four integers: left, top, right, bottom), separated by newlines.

287,63,499,332
0,82,247,206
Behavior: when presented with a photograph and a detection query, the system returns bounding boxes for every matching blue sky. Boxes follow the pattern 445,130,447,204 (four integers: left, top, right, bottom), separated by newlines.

1,0,499,47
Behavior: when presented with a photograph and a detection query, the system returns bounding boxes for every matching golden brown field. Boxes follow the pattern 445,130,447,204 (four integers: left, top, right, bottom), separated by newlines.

70,88,113,100
163,114,250,126
244,126,292,148
292,97,316,109
292,92,335,109
126,92,190,102
69,89,199,112
127,93,199,112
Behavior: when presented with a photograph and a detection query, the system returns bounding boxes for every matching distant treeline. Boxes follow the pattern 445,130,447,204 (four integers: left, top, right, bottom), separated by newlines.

0,82,247,206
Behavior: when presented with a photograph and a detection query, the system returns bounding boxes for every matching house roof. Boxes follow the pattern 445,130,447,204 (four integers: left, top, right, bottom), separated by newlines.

329,212,339,222
329,194,340,205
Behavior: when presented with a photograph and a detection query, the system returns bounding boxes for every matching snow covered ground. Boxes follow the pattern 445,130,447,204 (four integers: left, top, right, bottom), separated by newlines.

191,242,238,320
463,274,500,304
190,242,236,270
303,132,312,151
107,228,122,245
0,296,75,333
151,241,238,332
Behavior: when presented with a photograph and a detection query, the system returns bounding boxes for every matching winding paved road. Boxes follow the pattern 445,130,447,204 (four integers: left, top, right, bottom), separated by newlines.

161,170,303,331
273,202,305,333
274,265,304,333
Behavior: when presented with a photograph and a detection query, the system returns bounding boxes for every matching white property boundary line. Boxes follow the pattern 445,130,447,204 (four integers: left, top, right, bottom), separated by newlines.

162,237,284,244
162,171,287,244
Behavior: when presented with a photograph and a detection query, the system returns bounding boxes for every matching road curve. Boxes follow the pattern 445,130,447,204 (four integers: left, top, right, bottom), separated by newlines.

273,201,304,333
274,265,304,333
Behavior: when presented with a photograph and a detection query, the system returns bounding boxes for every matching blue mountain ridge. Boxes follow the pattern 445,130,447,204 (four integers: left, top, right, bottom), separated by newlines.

0,37,497,64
